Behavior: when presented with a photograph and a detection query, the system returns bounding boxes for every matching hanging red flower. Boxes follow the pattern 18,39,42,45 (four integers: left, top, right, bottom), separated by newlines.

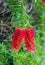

11,28,36,52
42,0,45,4
25,29,36,52
12,28,25,51
12,28,21,51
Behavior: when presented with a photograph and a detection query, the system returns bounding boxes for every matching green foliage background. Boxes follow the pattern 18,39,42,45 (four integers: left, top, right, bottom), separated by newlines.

0,0,45,65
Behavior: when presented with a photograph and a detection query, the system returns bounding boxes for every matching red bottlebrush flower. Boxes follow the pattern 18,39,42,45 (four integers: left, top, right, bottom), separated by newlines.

14,29,25,51
28,29,36,52
12,28,36,52
42,0,45,4
12,28,21,51
25,29,36,52
12,28,25,51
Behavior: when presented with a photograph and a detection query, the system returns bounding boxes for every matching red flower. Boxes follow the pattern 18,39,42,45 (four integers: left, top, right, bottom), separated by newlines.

12,28,21,50
12,28,25,51
42,0,45,4
29,29,36,52
14,29,25,51
25,29,36,52
12,28,36,52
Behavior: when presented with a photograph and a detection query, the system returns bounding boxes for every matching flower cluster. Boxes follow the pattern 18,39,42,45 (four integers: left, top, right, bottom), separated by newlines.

11,28,36,52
